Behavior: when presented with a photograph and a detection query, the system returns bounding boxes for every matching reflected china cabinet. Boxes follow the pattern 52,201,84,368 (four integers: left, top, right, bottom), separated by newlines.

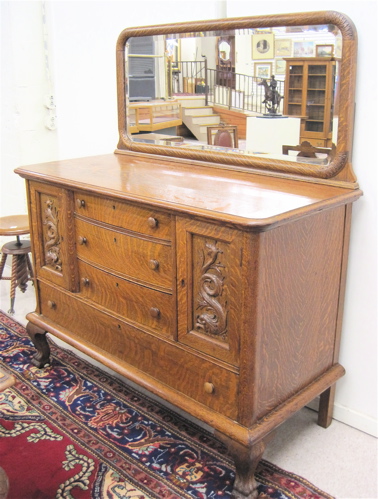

15,11,360,499
283,57,337,147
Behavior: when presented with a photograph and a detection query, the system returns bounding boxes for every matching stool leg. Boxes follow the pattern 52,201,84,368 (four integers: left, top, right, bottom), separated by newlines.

0,253,7,279
8,255,18,314
16,254,29,293
26,253,34,279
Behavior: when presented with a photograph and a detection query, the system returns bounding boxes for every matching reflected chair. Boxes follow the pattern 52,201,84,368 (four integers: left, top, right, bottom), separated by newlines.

0,215,33,314
207,124,239,148
282,140,335,160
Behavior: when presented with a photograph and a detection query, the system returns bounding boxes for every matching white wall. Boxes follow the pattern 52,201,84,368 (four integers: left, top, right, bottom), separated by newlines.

1,0,376,436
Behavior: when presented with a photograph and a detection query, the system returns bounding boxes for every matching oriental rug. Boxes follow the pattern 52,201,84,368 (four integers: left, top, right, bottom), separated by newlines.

0,311,333,499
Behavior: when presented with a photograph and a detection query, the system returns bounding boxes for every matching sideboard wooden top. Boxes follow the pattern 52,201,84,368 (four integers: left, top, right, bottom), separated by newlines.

16,153,361,231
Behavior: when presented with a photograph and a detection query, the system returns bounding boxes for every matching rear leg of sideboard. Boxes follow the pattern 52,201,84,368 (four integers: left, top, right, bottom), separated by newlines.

318,385,336,428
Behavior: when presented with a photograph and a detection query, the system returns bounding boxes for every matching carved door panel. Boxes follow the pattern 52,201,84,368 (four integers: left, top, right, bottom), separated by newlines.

176,217,244,366
28,181,79,292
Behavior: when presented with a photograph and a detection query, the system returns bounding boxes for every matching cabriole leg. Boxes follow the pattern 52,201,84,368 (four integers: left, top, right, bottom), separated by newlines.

215,431,272,499
26,322,51,368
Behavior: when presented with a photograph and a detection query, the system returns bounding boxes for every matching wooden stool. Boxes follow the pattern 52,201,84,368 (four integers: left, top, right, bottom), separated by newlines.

0,215,34,315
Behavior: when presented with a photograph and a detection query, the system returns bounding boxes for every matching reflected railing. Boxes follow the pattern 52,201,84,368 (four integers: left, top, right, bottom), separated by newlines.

169,60,284,115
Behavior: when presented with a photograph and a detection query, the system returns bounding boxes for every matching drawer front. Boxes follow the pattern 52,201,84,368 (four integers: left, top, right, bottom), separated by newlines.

39,282,238,419
78,260,174,337
74,191,172,240
75,218,173,289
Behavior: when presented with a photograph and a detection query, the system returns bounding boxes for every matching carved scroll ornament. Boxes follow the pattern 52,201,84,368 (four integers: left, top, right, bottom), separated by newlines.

43,198,62,272
195,241,228,341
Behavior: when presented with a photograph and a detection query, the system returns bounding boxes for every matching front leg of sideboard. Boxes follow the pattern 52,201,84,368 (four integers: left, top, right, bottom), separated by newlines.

26,322,51,368
215,430,274,499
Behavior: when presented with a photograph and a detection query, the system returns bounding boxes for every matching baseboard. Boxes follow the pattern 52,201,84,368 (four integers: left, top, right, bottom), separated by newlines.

307,398,377,437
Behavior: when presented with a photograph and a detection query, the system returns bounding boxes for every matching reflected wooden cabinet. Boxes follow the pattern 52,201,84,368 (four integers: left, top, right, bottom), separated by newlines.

283,57,337,147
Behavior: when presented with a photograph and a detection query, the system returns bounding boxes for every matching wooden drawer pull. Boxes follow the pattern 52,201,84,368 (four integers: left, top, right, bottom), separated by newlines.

81,278,90,287
204,382,214,394
78,236,87,245
47,300,56,309
148,259,159,270
76,199,85,209
149,307,160,318
147,217,158,228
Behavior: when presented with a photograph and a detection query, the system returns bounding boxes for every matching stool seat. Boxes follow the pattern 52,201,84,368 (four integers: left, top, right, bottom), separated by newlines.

0,215,33,315
1,240,32,255
0,215,29,237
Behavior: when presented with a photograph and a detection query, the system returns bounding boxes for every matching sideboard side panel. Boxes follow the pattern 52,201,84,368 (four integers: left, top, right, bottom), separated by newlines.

253,205,347,420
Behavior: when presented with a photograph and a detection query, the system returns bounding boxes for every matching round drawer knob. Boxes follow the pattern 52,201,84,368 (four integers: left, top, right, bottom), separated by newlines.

147,217,158,228
148,259,159,270
204,382,214,394
81,278,90,287
76,199,85,209
78,236,87,245
149,307,160,318
47,300,56,309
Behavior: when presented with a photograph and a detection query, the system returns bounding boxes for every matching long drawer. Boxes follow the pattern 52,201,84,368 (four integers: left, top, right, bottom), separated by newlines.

39,281,238,420
75,218,173,289
78,260,174,337
74,191,172,240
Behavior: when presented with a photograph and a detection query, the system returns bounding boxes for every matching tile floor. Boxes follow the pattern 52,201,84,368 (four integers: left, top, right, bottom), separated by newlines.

0,277,377,499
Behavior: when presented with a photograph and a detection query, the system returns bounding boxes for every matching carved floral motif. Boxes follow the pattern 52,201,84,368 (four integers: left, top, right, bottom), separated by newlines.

43,198,62,272
195,241,228,341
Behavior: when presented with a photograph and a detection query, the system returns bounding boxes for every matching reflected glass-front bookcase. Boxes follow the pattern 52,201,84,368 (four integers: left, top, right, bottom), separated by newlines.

283,57,337,147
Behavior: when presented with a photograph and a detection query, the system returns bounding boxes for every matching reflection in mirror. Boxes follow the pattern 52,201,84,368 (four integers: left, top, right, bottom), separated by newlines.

219,40,231,61
125,23,342,166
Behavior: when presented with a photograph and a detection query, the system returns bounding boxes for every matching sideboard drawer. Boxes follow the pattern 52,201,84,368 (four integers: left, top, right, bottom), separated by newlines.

78,260,174,337
75,218,173,289
74,191,172,240
39,281,238,419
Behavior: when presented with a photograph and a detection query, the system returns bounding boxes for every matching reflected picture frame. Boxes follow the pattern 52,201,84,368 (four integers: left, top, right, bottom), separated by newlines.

275,59,286,75
293,40,315,57
166,38,181,69
254,62,272,79
275,39,292,57
252,33,275,59
316,44,334,57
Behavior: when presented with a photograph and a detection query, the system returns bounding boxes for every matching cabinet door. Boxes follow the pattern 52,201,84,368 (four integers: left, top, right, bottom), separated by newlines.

176,217,244,366
28,181,79,292
285,62,304,116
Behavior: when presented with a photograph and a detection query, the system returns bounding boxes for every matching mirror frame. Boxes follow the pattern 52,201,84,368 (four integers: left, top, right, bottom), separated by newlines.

116,11,357,185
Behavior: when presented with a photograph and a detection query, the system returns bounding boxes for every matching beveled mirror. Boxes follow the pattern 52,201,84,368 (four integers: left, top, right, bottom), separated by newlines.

116,11,357,184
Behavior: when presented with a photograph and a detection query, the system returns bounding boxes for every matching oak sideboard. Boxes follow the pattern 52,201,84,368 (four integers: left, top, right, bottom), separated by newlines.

15,11,361,499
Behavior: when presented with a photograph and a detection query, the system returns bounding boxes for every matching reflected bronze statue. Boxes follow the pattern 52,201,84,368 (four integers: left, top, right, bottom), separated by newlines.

258,76,282,115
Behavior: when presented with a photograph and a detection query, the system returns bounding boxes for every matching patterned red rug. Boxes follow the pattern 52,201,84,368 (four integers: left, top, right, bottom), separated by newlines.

0,311,333,499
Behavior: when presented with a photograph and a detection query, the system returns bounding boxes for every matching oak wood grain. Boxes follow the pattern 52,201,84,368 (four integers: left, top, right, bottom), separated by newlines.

16,154,361,231
75,217,173,290
74,190,172,240
78,259,174,337
38,281,239,419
